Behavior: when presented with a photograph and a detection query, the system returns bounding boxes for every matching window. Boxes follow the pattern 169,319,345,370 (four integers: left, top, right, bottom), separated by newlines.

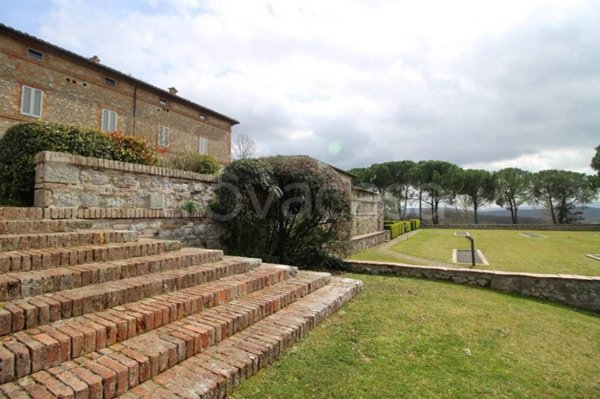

159,98,168,108
20,86,43,118
199,113,207,121
158,126,170,147
101,109,117,131
199,137,208,154
27,48,44,61
105,77,116,87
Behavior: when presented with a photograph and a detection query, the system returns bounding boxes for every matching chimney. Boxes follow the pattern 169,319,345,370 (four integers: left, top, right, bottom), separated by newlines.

89,55,101,64
168,87,178,95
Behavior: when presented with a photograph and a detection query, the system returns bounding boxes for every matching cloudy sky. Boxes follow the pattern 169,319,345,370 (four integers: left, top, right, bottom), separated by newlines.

2,0,599,172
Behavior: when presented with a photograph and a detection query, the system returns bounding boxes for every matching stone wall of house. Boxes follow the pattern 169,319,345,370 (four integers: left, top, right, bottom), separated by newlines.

351,187,384,237
0,27,234,163
423,223,600,231
346,260,600,313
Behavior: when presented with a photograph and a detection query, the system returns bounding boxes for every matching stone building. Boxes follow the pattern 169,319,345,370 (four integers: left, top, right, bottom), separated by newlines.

0,23,239,164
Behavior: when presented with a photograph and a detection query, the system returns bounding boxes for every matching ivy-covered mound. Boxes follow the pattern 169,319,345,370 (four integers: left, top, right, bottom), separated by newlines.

212,155,351,269
0,121,158,205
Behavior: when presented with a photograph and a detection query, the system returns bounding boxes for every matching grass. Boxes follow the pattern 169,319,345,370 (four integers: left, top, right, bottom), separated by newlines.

351,229,600,276
231,274,600,398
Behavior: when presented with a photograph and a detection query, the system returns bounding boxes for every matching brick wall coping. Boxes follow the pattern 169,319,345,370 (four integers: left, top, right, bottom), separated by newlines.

33,151,219,183
345,260,600,312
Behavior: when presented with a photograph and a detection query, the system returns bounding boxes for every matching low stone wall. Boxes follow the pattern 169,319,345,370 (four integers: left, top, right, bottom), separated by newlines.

423,223,600,231
33,151,217,210
350,230,389,253
345,260,600,313
29,151,221,248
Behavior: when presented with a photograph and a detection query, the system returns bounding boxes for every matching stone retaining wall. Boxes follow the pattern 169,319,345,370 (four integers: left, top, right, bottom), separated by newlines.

350,230,389,253
33,151,217,210
29,151,221,247
346,260,600,313
423,223,600,231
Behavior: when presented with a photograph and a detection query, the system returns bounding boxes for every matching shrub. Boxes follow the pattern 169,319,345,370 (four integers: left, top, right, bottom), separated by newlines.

106,131,158,165
212,156,351,268
0,121,158,204
384,221,405,239
160,153,221,174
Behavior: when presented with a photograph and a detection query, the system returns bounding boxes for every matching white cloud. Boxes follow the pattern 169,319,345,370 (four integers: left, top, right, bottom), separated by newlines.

21,0,599,171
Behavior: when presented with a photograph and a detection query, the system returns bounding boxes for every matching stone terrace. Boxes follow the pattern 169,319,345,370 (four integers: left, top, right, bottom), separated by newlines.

0,208,363,398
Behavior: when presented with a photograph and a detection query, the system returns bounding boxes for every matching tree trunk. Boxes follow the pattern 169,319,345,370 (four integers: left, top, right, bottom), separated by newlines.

548,195,556,224
418,190,423,221
473,203,478,224
276,206,287,263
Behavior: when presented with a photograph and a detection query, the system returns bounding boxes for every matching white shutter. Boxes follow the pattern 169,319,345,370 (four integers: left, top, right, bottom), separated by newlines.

101,109,117,131
32,89,42,117
158,126,169,147
101,110,108,131
110,111,117,131
21,86,32,115
199,137,208,154
21,86,43,117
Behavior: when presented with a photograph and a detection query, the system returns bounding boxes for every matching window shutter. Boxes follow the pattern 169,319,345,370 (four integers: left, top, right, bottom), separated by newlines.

32,89,42,117
101,110,108,131
199,137,208,154
21,86,43,117
158,126,169,147
110,111,116,131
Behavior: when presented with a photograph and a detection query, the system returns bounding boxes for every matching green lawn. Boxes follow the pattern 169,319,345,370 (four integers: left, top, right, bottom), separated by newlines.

351,229,600,276
231,274,600,398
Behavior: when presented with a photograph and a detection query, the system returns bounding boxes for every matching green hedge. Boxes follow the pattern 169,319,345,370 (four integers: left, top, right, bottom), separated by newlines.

384,219,421,239
0,121,158,204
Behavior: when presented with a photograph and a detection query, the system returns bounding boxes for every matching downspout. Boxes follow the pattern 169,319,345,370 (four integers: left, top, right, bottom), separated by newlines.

132,82,140,135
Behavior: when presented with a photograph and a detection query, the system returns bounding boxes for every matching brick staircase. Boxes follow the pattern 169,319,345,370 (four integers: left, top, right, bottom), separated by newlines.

0,209,362,398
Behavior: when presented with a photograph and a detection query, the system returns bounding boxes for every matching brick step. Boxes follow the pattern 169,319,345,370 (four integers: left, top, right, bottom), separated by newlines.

0,230,139,252
0,247,223,301
0,220,93,235
0,265,294,384
0,271,333,397
0,208,44,221
0,238,182,274
124,277,363,399
0,256,259,336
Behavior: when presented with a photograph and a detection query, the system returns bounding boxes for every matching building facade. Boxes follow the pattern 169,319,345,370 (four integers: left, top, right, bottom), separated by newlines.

0,24,239,164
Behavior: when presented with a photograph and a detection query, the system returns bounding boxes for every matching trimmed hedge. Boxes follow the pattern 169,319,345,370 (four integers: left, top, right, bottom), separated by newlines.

384,219,421,239
0,121,158,204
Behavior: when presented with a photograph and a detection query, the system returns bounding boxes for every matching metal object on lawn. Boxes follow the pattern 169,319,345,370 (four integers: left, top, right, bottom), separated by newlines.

465,235,476,267
585,254,600,262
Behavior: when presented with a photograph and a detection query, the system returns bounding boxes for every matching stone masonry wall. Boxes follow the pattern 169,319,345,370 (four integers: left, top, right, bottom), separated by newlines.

33,151,222,247
351,187,384,237
346,260,600,313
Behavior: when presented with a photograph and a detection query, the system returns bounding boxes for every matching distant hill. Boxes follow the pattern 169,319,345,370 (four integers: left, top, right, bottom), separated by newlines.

398,207,600,224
